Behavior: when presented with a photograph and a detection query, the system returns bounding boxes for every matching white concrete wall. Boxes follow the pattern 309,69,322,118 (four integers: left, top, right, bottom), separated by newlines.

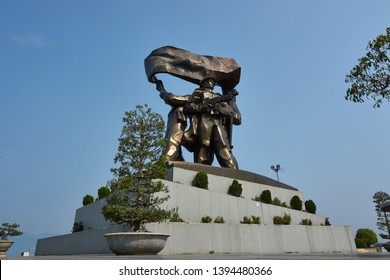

75,167,325,229
35,223,356,255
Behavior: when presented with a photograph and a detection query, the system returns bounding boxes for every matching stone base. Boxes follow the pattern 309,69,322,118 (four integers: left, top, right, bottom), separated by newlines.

35,163,356,255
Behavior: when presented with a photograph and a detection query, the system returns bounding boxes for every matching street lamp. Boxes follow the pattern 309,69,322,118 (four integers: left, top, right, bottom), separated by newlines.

270,164,281,181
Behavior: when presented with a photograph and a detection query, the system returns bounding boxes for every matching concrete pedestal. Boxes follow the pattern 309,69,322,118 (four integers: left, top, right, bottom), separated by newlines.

35,162,356,255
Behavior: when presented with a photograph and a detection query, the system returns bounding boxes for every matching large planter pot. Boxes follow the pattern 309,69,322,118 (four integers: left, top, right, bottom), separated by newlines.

104,232,170,255
0,240,14,257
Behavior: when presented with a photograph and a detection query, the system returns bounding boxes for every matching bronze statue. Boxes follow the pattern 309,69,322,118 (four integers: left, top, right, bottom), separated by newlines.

145,46,241,169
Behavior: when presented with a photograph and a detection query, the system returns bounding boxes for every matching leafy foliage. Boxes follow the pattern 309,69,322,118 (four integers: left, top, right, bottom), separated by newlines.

373,191,390,240
259,190,272,204
273,213,292,225
82,194,94,206
304,199,317,214
345,27,390,108
101,104,171,232
214,216,225,223
72,221,84,233
240,216,260,224
201,216,212,223
227,179,242,197
98,186,110,199
354,238,367,248
355,228,378,247
300,219,312,226
0,223,23,240
170,209,185,223
290,195,303,211
192,172,208,189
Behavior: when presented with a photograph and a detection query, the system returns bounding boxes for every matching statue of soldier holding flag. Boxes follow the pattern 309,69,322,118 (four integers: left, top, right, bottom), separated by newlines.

144,46,241,169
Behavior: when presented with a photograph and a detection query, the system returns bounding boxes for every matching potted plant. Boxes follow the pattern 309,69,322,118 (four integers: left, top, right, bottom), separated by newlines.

102,105,173,255
0,223,23,256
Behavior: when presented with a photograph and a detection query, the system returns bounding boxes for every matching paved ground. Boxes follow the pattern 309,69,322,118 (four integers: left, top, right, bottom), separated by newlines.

3,252,390,260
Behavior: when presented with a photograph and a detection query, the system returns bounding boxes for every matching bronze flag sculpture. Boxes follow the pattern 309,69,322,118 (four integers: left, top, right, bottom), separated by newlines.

144,46,241,169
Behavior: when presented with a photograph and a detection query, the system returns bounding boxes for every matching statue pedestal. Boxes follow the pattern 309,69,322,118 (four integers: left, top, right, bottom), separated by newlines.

35,162,356,255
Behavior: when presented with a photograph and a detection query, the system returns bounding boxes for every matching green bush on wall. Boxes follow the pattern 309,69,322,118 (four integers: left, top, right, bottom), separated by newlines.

304,199,316,214
201,216,212,223
240,216,261,224
82,194,94,206
227,179,242,197
193,172,208,189
290,195,303,210
259,190,272,204
273,213,292,225
300,219,312,226
98,186,110,199
214,216,225,223
72,221,84,233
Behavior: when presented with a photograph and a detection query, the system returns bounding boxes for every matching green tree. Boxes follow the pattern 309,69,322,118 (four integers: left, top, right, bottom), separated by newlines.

0,223,23,240
355,228,378,247
345,27,390,108
373,191,390,240
102,104,171,232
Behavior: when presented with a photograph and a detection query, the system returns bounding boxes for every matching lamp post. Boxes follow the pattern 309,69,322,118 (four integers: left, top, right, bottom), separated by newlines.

271,164,281,181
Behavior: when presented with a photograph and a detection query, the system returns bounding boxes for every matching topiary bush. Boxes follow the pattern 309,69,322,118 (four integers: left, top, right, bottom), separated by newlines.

304,199,316,214
193,171,208,189
227,179,242,197
354,238,368,248
214,216,225,224
201,215,212,223
290,195,303,210
260,190,272,204
355,228,378,248
97,186,110,199
82,194,94,206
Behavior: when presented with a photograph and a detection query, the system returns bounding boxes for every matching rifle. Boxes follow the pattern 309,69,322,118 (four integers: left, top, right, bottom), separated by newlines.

183,89,238,114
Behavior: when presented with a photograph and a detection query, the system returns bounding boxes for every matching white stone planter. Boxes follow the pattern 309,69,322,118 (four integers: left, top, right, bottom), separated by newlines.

0,240,14,257
104,232,170,255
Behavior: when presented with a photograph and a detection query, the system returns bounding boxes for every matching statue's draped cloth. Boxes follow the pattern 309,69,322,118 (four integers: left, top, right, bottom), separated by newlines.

144,46,241,90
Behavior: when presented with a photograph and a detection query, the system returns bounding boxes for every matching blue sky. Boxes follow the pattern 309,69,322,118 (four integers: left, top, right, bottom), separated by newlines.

1,0,390,253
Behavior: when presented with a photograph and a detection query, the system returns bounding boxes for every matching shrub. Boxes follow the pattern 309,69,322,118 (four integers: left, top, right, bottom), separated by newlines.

201,216,212,223
214,216,225,223
260,190,272,204
97,186,110,199
355,228,378,247
290,195,303,210
305,199,317,214
355,238,368,248
193,172,208,189
82,194,94,206
300,219,312,226
273,213,291,225
228,179,242,197
170,208,185,223
322,217,331,226
72,221,84,233
272,197,282,206
240,216,261,224
273,216,284,225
